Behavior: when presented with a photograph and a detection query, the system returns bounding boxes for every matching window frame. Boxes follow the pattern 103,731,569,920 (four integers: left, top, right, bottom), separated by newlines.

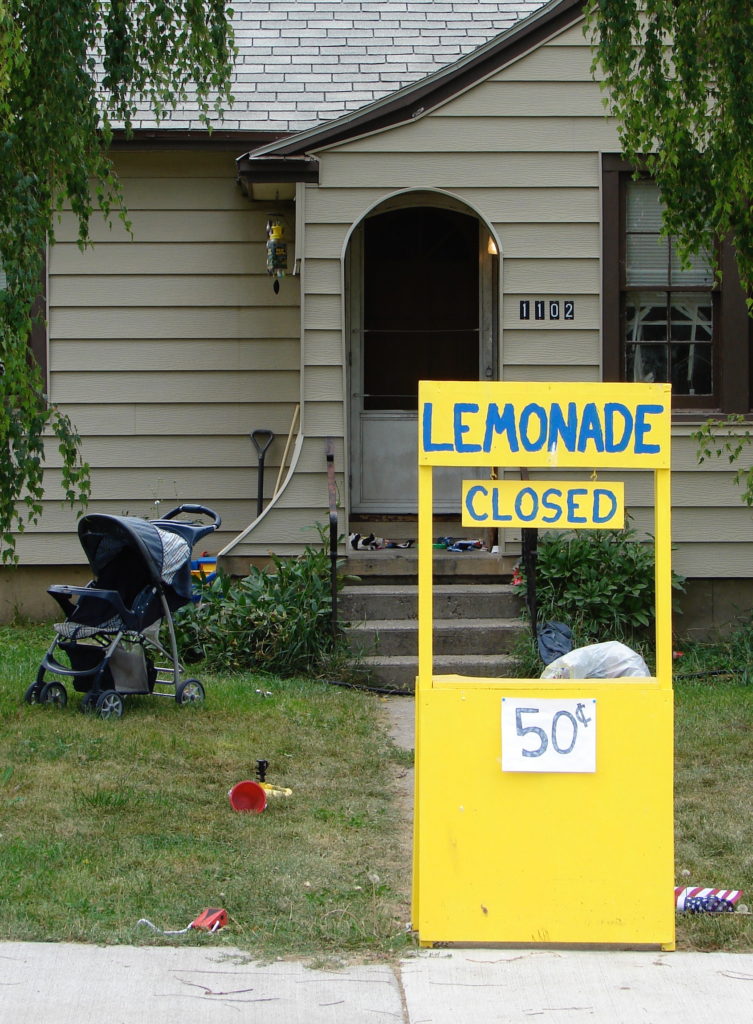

602,155,750,415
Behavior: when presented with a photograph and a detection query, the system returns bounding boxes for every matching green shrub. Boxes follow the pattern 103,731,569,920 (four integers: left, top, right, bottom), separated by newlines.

172,533,355,677
517,526,685,647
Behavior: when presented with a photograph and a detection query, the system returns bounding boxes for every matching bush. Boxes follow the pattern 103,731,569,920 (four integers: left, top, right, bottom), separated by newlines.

172,534,355,677
516,526,685,647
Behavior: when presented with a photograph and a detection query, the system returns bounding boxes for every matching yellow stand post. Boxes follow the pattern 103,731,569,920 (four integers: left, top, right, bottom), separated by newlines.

413,382,675,948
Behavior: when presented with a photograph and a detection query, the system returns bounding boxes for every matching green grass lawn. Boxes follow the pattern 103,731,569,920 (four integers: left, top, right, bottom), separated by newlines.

0,625,412,959
3,623,753,955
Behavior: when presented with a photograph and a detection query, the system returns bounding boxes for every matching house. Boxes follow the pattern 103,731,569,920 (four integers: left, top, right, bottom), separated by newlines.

5,0,752,634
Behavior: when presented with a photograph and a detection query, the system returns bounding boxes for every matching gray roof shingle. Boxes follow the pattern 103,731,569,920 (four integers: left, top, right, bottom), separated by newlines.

129,1,547,133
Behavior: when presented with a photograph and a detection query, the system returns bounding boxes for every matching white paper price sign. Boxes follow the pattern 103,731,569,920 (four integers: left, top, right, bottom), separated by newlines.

501,698,596,773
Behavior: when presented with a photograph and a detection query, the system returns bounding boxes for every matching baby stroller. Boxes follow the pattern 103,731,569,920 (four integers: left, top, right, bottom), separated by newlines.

24,504,221,719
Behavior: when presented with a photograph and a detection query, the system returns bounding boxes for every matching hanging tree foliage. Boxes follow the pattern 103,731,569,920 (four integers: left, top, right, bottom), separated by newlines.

0,0,234,562
585,0,753,293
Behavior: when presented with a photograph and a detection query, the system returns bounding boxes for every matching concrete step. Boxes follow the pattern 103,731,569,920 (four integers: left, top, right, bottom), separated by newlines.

355,653,521,693
339,583,522,622
344,548,517,583
346,617,523,657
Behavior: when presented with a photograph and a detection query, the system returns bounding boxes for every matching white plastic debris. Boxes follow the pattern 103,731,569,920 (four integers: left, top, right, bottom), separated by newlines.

541,641,650,679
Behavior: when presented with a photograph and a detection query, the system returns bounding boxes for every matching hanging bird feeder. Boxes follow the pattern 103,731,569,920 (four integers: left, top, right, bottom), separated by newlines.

266,215,288,293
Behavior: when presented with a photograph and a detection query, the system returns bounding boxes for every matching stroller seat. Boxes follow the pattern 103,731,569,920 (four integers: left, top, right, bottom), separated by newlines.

54,618,125,639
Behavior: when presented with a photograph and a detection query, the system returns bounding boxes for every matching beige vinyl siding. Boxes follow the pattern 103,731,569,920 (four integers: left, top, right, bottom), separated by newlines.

52,402,298,436
431,81,606,118
503,330,599,366
213,12,751,578
50,275,284,307
494,43,602,82
501,223,601,259
304,224,350,260
52,371,299,405
317,152,600,188
51,339,299,372
503,259,598,293
304,330,345,365
304,186,601,225
52,242,266,275
25,149,301,565
51,307,298,340
327,118,620,153
54,209,268,244
502,365,600,382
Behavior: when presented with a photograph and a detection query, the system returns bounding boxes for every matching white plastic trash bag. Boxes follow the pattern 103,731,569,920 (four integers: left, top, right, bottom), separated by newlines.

541,641,650,680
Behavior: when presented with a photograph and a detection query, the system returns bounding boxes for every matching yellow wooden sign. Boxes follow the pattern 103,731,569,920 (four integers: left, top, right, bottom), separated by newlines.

414,380,675,951
419,380,671,468
461,480,625,530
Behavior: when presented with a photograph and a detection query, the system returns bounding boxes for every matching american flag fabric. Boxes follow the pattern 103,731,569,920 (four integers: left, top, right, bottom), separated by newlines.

675,887,742,910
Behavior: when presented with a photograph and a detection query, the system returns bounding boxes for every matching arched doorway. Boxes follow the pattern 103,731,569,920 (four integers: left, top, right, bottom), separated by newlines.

347,198,498,513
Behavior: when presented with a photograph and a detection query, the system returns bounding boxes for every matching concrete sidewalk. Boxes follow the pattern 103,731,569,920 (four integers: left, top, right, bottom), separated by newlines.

3,941,753,1023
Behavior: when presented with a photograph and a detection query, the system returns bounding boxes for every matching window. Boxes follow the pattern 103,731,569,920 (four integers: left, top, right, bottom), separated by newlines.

602,156,751,413
624,180,714,397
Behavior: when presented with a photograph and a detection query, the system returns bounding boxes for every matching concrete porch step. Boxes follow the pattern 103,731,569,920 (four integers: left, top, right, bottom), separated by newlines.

355,653,521,693
344,548,517,584
346,617,523,657
339,583,521,621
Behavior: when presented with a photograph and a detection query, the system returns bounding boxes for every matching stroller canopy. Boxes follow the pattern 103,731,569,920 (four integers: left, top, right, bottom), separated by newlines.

78,515,193,602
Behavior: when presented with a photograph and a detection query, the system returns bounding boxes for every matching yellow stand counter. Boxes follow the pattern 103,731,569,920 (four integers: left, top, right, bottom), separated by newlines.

413,382,675,949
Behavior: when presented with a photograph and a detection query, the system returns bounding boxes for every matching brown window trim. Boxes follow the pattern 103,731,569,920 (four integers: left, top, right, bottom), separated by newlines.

602,154,751,414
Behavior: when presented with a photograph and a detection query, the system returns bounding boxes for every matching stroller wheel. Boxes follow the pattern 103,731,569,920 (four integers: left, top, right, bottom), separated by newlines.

39,682,68,708
175,679,205,705
80,692,99,714
24,683,42,704
95,690,124,719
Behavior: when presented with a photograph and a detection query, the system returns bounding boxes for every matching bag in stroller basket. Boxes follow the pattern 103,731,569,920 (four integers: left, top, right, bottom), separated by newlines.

25,504,221,719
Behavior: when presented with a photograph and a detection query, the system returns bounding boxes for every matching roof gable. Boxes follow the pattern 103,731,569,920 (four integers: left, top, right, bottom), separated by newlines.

243,0,584,159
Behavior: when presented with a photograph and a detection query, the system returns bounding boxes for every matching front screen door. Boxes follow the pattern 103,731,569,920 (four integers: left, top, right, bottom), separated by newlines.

349,204,496,512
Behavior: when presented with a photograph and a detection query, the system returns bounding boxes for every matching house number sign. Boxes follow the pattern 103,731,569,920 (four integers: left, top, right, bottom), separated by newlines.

519,299,575,321
502,697,597,773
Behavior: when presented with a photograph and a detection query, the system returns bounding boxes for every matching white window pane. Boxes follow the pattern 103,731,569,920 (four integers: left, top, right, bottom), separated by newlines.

669,294,713,343
626,180,663,232
670,247,715,286
625,343,667,384
625,292,668,342
626,234,669,285
671,342,712,395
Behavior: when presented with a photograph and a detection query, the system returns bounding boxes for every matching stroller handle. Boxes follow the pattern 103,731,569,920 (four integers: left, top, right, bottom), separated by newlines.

157,504,222,529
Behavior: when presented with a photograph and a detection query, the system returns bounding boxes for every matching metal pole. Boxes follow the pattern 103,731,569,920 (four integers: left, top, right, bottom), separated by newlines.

325,439,338,640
